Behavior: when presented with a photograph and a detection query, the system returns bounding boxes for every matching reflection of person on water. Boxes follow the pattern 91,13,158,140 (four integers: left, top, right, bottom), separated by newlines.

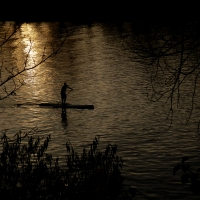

61,82,73,107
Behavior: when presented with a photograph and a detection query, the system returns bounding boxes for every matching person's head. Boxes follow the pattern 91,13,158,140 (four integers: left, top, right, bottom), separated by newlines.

64,82,67,86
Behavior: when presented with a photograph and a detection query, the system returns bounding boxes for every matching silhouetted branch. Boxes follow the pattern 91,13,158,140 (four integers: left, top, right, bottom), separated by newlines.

123,21,200,124
0,22,74,101
0,23,23,48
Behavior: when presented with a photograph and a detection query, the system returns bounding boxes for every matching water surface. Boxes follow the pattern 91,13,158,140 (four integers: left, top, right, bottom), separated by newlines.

0,22,200,199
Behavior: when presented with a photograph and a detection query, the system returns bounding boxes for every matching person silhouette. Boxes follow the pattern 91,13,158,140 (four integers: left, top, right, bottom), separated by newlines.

61,82,73,107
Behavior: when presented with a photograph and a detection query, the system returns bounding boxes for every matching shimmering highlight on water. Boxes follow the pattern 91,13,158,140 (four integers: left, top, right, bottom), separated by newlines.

0,22,200,199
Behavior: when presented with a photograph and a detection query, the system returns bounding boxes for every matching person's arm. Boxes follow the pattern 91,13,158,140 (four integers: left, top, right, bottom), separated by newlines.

68,86,73,90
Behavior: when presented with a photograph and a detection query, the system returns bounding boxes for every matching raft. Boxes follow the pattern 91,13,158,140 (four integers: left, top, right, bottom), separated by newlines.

39,103,94,109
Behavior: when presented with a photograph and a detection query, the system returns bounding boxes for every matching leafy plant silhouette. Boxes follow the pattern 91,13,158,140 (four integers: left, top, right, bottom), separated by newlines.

173,156,200,194
0,128,137,200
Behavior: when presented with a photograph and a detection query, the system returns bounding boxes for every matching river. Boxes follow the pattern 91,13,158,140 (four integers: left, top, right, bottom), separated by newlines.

0,21,200,199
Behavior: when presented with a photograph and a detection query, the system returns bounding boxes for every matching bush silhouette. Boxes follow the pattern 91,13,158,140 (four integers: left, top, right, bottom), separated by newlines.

173,156,200,194
0,128,132,200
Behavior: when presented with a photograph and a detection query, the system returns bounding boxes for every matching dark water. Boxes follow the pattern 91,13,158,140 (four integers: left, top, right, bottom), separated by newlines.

0,21,200,199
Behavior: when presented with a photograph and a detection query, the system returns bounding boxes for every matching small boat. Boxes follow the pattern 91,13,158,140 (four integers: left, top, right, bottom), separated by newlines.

39,103,94,109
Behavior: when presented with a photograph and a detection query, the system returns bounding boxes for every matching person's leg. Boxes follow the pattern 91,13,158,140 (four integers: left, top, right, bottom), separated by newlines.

61,94,65,107
63,94,66,105
61,95,64,105
64,98,66,105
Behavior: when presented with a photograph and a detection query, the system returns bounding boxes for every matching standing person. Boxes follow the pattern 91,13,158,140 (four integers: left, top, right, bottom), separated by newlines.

61,82,73,107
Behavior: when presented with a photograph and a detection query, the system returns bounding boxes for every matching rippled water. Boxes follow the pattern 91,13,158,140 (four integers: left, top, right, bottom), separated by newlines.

0,21,200,199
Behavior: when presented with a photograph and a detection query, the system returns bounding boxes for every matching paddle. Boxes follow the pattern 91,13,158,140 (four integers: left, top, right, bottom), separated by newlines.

66,85,73,95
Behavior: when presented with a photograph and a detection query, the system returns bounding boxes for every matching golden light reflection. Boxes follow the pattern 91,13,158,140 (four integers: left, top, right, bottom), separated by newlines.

11,23,53,102
21,24,39,68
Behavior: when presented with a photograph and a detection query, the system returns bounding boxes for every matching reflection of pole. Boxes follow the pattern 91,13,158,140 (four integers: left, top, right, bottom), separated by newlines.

61,107,67,121
61,111,68,126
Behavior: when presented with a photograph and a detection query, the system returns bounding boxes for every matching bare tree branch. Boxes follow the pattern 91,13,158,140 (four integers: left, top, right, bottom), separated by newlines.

123,21,200,124
0,22,74,101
